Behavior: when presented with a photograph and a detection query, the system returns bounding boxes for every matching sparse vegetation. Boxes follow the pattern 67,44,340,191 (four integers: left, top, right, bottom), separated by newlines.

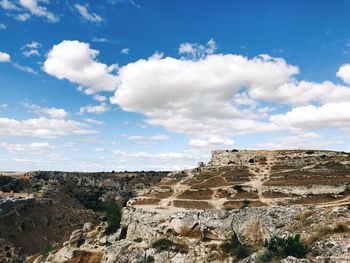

151,238,189,254
146,255,155,262
152,238,173,252
296,210,314,225
104,201,121,235
307,222,350,244
241,199,250,209
259,234,309,262
42,245,53,256
335,221,350,233
220,233,252,259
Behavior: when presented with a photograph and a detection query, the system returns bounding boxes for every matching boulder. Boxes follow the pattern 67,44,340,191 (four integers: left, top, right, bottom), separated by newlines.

69,229,83,247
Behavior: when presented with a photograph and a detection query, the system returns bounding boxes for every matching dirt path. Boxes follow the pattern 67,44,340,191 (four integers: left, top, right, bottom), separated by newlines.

245,152,276,206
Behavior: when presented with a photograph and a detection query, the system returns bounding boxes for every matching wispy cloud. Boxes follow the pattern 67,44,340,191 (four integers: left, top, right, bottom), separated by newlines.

74,4,103,23
121,48,130,55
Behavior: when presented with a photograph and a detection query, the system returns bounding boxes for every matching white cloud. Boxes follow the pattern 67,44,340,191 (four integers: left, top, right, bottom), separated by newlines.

179,39,217,59
0,103,8,109
95,147,104,152
23,49,40,57
0,117,96,138
249,80,350,105
256,132,342,150
83,118,104,125
110,52,296,142
270,102,350,130
123,134,170,141
43,40,118,94
79,103,109,115
93,94,107,102
24,103,68,118
112,149,208,170
336,64,350,84
74,4,103,23
92,37,109,43
22,41,41,57
0,51,10,62
121,48,129,55
0,23,6,30
13,63,37,74
15,13,30,21
189,137,234,148
0,142,54,154
18,0,58,22
0,0,17,10
23,41,41,49
0,51,36,73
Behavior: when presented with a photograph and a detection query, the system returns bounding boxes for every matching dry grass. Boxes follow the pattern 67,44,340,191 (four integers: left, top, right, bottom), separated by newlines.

334,221,350,233
173,200,213,210
216,189,232,198
264,166,350,186
249,201,267,207
287,194,345,205
191,176,229,188
262,191,295,198
222,167,252,183
177,189,213,200
223,201,244,209
234,191,259,200
144,189,174,199
296,210,315,224
132,198,160,205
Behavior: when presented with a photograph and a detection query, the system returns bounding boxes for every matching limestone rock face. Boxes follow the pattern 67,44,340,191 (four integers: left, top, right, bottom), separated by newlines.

236,219,268,246
69,229,84,247
281,256,310,263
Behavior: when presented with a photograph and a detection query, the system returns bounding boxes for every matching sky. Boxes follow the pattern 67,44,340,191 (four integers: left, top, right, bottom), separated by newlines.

1,0,350,171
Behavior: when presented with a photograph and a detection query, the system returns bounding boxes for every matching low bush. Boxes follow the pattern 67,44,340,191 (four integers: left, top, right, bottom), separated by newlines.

146,255,155,262
42,245,53,256
307,225,334,244
260,234,309,262
152,238,173,252
104,201,122,235
334,221,350,233
152,238,189,253
220,233,251,259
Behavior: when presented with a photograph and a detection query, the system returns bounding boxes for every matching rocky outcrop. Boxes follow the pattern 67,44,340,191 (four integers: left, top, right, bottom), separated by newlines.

27,204,350,263
3,149,350,262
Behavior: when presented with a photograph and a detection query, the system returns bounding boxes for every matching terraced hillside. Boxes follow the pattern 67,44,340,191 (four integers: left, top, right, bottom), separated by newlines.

23,150,350,263
129,150,350,211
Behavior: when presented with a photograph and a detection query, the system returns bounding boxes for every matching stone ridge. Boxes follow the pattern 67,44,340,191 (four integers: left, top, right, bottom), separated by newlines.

128,150,350,212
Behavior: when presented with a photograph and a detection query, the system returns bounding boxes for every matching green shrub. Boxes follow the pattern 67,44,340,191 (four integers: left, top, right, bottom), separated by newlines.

104,201,122,235
220,233,251,259
261,234,309,261
42,245,53,256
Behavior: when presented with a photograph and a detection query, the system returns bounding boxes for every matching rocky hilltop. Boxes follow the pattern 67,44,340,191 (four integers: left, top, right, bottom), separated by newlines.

1,150,350,263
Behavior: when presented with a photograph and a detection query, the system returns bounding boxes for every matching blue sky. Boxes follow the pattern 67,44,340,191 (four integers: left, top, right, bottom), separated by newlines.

1,0,350,171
